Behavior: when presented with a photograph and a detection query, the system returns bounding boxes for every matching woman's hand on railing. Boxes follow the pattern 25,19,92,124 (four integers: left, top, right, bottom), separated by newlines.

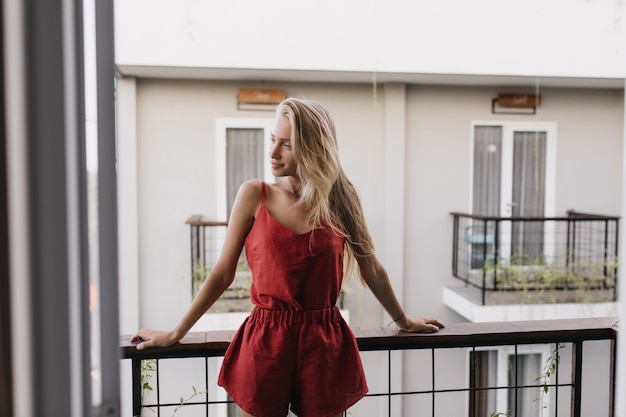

396,316,444,333
130,328,179,350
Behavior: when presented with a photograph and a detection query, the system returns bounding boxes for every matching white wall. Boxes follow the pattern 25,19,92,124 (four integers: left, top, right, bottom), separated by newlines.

114,0,626,80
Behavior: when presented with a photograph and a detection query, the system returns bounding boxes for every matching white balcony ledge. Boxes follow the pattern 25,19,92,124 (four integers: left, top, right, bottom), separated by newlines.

444,284,618,322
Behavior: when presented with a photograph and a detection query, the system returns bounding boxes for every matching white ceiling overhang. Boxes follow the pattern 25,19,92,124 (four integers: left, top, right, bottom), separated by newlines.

116,65,625,89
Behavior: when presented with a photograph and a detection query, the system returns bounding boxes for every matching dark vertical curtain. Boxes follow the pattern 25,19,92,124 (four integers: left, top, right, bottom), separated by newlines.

469,351,497,417
511,132,546,263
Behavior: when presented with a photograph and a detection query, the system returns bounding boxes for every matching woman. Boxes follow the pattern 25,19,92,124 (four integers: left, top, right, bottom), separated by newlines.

131,98,444,417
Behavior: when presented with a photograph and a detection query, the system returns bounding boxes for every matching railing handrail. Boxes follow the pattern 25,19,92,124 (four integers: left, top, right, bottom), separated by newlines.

120,317,618,360
565,209,621,219
185,214,228,227
450,211,620,222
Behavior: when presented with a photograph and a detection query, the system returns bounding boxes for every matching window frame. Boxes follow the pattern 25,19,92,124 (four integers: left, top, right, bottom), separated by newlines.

466,345,551,417
469,121,557,218
215,117,275,220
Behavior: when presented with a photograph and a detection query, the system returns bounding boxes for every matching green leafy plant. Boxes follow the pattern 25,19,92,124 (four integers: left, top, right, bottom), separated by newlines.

479,253,617,305
534,343,565,415
171,385,209,416
137,360,211,417
193,255,253,312
135,359,156,416
191,260,210,299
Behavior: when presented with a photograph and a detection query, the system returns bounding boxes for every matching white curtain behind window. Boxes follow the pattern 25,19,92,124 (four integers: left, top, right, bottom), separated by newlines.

471,126,502,269
473,126,502,216
508,353,542,417
226,128,264,218
511,132,546,262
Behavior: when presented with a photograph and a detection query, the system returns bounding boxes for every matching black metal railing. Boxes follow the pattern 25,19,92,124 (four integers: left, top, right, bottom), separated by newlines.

121,317,618,417
451,211,619,305
186,216,254,313
185,214,351,313
186,215,229,298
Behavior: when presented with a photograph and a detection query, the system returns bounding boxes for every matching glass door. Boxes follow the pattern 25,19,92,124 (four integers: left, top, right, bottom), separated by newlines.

471,122,556,265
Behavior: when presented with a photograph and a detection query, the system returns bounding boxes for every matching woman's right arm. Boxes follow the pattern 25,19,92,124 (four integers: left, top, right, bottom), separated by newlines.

130,180,263,350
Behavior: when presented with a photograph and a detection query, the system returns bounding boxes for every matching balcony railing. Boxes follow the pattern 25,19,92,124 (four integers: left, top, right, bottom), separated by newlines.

185,215,346,310
121,317,618,417
451,211,619,306
185,215,229,298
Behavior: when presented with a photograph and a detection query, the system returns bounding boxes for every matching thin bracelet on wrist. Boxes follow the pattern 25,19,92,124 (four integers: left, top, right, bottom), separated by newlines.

387,312,406,327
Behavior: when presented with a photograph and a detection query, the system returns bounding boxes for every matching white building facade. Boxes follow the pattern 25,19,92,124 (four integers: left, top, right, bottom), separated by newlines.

113,1,626,416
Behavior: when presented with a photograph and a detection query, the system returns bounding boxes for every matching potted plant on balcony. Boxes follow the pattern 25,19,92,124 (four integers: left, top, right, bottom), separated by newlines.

484,253,616,305
191,254,253,313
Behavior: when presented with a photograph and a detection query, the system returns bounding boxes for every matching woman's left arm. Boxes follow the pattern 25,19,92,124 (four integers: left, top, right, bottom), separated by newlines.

356,255,444,333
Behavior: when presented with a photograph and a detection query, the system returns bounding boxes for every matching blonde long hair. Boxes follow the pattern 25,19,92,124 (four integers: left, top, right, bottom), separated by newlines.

276,98,375,277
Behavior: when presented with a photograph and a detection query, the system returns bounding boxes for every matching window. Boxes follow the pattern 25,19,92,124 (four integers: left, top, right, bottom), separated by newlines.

226,128,265,217
470,122,557,266
469,346,550,417
215,118,275,220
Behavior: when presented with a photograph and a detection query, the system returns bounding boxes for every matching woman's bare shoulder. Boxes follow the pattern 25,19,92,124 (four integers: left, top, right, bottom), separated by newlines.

231,179,264,218
238,179,263,196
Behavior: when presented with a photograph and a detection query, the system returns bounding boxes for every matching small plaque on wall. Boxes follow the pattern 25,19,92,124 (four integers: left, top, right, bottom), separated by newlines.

237,88,286,110
497,93,541,108
492,93,540,115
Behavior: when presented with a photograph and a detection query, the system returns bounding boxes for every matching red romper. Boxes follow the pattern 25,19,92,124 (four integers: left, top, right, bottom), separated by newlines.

218,182,368,417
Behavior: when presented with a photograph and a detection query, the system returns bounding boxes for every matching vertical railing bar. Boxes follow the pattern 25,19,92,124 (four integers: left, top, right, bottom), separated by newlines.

514,344,518,417
132,358,142,417
481,219,487,305
609,338,616,417
554,342,560,417
193,224,199,266
572,219,577,267
189,224,195,297
493,219,500,291
205,356,209,417
452,214,459,278
572,340,583,417
388,350,392,417
470,347,476,417
201,225,206,269
432,348,436,417
156,358,161,417
587,220,595,264
613,219,619,302
566,215,572,269
604,219,609,283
